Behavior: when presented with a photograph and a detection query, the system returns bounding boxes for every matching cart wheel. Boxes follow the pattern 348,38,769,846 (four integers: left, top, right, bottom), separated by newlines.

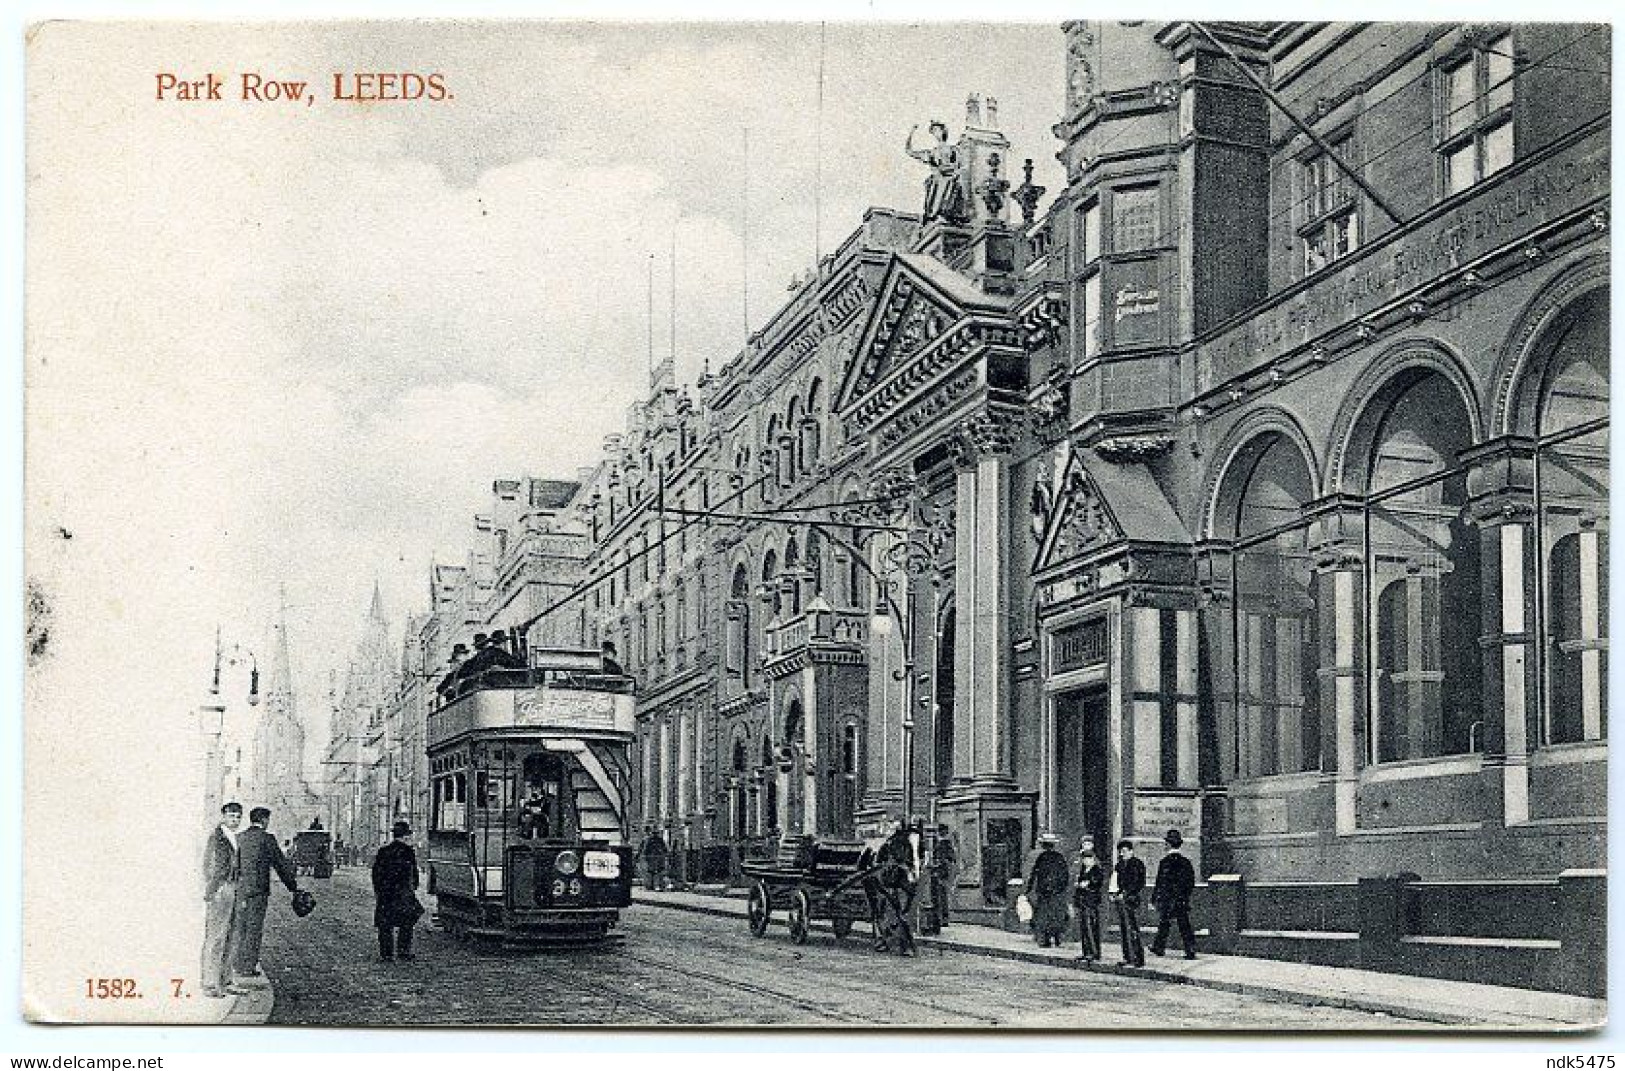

831,915,853,940
788,888,811,945
747,881,772,937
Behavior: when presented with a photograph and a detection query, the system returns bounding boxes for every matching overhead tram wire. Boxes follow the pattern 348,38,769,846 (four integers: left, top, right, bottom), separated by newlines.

1075,25,1603,237
514,471,775,636
1256,26,1607,233
1058,26,1608,347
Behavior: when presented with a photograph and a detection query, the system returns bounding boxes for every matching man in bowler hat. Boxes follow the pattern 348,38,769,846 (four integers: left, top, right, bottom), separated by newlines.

372,820,424,961
232,807,301,980
1151,828,1198,959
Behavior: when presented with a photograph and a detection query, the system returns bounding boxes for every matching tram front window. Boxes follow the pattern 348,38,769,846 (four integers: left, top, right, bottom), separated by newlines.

518,752,580,841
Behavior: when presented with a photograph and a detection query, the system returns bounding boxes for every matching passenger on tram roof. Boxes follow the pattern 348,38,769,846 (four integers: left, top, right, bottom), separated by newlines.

435,642,470,700
458,629,527,684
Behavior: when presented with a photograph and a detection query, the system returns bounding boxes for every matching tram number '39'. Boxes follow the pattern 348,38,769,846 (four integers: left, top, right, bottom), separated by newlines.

552,877,583,898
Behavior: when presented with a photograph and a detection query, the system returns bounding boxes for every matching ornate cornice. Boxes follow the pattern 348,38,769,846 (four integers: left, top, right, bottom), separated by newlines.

1094,435,1175,462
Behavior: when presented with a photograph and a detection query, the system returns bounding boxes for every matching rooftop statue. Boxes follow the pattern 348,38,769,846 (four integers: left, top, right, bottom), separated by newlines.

905,121,968,224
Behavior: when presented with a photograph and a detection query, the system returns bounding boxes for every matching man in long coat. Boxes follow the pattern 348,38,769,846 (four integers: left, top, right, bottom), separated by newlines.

372,821,424,961
200,802,244,998
1026,832,1071,948
871,820,919,956
1150,828,1198,960
232,807,301,979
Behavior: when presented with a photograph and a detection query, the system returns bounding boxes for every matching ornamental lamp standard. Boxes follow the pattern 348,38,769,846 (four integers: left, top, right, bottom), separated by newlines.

199,629,259,825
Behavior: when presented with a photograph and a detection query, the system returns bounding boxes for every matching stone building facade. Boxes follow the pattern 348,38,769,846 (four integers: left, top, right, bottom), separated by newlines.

371,22,1608,919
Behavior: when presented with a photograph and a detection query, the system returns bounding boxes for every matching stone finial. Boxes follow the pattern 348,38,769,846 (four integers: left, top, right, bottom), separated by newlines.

966,92,983,126
1013,158,1047,226
985,96,999,126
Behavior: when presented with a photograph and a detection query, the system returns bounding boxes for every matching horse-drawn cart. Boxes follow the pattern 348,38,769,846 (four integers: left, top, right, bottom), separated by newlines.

740,835,877,945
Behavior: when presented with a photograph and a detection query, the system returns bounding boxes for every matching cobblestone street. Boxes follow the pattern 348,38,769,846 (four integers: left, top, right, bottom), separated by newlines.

259,870,1430,1029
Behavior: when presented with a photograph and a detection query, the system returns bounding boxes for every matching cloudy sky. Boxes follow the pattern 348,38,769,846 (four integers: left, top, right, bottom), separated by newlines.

25,21,1062,871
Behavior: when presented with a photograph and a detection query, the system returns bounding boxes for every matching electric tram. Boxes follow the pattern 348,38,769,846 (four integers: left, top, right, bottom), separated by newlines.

425,645,636,947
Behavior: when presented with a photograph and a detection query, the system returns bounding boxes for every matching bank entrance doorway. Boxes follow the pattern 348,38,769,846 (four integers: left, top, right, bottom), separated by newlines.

1053,688,1110,856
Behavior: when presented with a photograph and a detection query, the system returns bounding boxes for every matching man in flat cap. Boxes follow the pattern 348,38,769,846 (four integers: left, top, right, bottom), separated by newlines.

372,820,424,962
200,801,244,998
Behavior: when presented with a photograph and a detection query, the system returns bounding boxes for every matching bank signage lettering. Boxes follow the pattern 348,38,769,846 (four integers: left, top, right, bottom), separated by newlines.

1199,131,1608,388
1052,617,1108,673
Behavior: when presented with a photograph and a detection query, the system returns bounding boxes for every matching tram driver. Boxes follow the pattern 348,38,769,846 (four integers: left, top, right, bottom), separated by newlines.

517,782,553,840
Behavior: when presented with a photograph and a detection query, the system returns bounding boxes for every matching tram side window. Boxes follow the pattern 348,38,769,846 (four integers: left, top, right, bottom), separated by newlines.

435,772,468,831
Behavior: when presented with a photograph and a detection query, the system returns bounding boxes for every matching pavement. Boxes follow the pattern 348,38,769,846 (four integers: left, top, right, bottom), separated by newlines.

187,971,276,1026
638,886,1607,1031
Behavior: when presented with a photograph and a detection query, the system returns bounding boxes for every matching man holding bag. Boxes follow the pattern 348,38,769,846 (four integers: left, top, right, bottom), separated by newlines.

1025,832,1071,948
372,821,425,962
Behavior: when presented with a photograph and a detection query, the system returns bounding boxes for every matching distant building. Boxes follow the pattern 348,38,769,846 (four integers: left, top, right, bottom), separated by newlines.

246,600,321,832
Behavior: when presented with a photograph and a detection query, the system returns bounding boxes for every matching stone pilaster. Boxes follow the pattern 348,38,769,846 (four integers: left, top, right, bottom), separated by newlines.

1307,498,1366,837
1465,436,1538,828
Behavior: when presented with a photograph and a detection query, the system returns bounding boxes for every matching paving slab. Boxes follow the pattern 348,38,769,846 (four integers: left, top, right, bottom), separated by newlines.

638,887,1605,1031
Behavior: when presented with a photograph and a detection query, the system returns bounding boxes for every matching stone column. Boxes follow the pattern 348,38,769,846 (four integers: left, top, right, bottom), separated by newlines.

1578,522,1605,741
1308,499,1365,837
677,708,694,820
658,717,673,826
952,411,1017,783
1466,437,1537,828
1175,609,1199,787
801,665,819,834
1130,605,1163,788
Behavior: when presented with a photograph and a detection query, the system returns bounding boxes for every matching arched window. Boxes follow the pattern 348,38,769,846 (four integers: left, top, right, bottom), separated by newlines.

761,548,780,618
1221,433,1321,777
805,529,824,600
764,415,781,492
784,398,802,483
727,563,750,680
935,607,957,787
783,537,802,615
803,379,824,471
1536,290,1609,744
1363,372,1482,763
760,734,778,835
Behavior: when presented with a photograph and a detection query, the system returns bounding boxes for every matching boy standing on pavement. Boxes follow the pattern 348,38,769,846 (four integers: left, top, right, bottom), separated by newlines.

1072,839,1105,964
1110,839,1146,967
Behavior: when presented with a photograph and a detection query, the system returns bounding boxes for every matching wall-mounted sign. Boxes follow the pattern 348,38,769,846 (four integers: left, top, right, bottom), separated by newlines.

1131,792,1200,838
1051,617,1108,674
1105,257,1168,348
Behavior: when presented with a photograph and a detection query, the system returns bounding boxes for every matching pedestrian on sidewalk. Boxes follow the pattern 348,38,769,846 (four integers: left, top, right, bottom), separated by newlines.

1025,832,1071,948
201,801,245,999
1073,838,1105,964
372,821,424,962
231,807,301,981
636,826,670,892
872,819,919,956
1150,828,1197,960
928,824,957,930
1110,839,1146,967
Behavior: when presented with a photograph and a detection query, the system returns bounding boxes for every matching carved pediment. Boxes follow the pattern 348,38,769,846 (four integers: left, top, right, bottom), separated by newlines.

840,270,959,410
1035,450,1125,571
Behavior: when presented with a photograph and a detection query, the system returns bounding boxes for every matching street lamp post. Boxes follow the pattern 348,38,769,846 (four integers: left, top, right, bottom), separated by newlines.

199,629,259,824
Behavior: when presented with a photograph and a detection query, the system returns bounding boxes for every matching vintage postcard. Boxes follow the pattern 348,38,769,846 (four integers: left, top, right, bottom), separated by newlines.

22,18,1610,1030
